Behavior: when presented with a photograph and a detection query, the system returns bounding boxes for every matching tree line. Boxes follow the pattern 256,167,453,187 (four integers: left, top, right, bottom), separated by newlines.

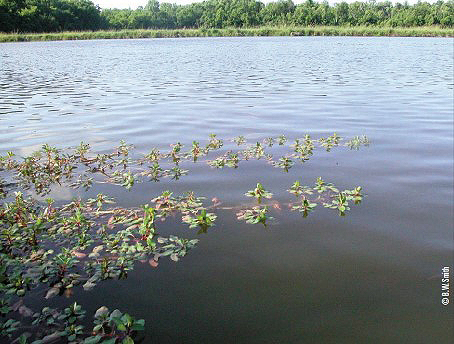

1,0,453,33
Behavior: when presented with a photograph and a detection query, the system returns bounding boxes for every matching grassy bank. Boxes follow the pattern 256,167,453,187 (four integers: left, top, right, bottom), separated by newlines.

0,26,452,42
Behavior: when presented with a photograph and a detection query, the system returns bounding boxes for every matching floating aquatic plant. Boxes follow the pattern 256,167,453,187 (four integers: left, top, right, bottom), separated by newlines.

346,135,371,150
292,199,318,217
263,137,274,147
271,156,294,172
245,183,273,204
0,133,369,196
323,192,350,216
182,209,217,234
0,133,369,343
236,206,271,227
287,180,313,197
314,177,339,193
319,132,341,151
232,136,246,146
277,135,287,145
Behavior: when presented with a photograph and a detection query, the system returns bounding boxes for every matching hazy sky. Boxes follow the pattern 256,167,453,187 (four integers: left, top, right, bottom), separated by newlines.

94,0,423,10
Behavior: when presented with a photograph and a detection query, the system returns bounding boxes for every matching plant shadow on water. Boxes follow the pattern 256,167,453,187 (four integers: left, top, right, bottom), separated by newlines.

0,132,392,343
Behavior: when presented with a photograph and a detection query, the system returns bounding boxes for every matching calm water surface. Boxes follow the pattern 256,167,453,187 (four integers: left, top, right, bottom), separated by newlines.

0,37,453,343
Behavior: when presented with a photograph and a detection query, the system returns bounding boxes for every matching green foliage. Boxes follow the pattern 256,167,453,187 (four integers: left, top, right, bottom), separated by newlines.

271,156,294,172
245,183,273,204
0,134,368,342
287,179,364,217
288,180,313,197
346,135,371,150
0,0,452,33
292,199,317,217
182,209,217,233
237,206,271,226
0,0,104,33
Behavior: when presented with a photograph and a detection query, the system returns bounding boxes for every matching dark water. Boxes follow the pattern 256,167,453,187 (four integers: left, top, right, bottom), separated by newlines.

0,37,453,343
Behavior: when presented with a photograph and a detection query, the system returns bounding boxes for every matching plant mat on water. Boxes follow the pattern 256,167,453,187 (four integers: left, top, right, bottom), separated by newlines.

0,133,368,343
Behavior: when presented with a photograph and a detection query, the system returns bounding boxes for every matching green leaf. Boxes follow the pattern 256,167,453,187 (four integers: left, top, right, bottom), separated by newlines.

92,324,103,332
122,336,134,344
112,317,126,331
146,236,156,249
18,334,28,344
94,306,109,319
121,313,132,325
84,336,102,344
131,319,145,331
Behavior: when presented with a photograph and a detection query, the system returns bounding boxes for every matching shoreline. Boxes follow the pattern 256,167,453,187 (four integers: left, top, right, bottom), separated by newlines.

1,26,452,42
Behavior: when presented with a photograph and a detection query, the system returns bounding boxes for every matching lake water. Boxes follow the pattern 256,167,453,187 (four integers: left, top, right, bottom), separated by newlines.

0,37,453,343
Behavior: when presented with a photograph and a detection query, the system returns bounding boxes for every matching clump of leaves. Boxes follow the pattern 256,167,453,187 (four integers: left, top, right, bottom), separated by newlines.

142,148,161,163
245,183,273,204
232,136,246,146
319,132,341,151
263,137,274,147
151,190,178,216
207,152,239,168
236,206,271,227
26,303,144,344
314,177,339,193
346,135,370,150
277,135,287,145
271,156,294,172
292,199,317,217
91,307,145,343
291,135,314,161
0,189,200,342
344,186,363,204
0,133,368,343
155,236,199,262
323,192,350,216
287,180,313,197
182,209,217,234
206,134,223,151
188,141,206,162
0,133,368,197
241,142,266,160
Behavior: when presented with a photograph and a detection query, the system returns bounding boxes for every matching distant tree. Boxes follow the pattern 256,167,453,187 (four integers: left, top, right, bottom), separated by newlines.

1,0,453,33
0,0,27,32
260,0,295,25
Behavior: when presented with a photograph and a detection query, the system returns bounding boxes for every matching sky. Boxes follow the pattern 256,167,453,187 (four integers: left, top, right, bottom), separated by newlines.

94,0,424,10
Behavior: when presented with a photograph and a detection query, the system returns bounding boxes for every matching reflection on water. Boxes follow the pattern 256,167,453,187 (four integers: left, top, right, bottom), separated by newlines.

0,37,453,343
